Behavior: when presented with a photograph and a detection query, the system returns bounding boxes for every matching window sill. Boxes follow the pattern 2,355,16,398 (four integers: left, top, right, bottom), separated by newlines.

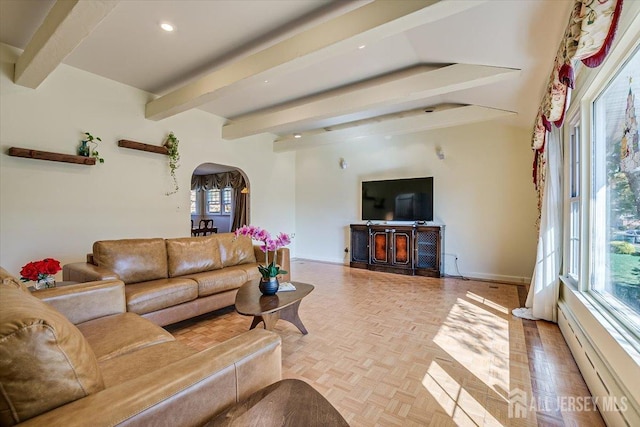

560,275,640,363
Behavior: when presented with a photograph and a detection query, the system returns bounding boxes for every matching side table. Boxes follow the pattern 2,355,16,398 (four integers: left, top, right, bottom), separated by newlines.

28,280,79,292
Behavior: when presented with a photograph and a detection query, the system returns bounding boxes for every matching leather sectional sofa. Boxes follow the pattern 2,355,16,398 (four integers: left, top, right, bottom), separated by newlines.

62,233,290,326
0,268,282,426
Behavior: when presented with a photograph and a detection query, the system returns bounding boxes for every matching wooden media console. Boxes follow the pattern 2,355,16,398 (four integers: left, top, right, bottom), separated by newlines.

350,224,444,277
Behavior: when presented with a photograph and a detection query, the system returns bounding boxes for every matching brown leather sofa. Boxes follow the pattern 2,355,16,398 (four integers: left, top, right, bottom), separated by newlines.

62,233,290,326
0,268,282,427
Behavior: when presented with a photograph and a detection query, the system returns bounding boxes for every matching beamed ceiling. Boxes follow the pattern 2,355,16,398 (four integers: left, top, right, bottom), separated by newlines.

0,0,574,151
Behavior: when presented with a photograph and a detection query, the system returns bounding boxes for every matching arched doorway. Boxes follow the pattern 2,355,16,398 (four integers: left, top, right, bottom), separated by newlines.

191,163,250,235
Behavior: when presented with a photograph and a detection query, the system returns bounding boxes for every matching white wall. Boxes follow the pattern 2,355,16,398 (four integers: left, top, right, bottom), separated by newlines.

294,123,539,282
0,44,296,277
0,41,537,283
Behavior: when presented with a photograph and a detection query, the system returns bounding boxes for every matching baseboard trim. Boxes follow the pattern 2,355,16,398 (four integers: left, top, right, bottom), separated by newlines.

291,258,531,285
292,257,347,266
465,272,531,285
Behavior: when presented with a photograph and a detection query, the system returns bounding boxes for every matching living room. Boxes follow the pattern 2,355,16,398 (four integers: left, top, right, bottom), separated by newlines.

0,0,543,299
1,1,639,426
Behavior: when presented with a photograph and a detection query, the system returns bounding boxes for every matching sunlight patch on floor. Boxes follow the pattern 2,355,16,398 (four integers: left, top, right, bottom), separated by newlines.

434,298,510,394
422,361,503,426
466,291,509,314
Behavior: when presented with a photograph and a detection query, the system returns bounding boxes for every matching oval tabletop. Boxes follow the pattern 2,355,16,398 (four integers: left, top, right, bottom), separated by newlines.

235,280,314,316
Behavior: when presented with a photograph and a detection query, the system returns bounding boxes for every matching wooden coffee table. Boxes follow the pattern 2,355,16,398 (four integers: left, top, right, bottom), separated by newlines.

235,280,314,334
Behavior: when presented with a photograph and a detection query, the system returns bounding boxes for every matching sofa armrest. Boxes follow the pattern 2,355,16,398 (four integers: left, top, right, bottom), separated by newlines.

18,329,282,427
63,262,120,282
253,247,291,282
33,280,126,324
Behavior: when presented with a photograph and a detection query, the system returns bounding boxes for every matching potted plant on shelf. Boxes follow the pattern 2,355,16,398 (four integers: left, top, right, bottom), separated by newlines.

78,132,104,163
234,225,293,295
164,131,180,195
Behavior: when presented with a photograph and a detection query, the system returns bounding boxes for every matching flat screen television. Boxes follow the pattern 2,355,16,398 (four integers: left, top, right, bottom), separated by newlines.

361,177,433,222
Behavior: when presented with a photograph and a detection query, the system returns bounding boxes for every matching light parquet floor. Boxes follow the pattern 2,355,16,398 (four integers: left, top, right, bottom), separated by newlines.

166,261,604,427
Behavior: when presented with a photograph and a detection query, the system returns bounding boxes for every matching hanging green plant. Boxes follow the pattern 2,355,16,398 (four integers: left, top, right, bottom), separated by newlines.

164,131,180,195
80,132,105,163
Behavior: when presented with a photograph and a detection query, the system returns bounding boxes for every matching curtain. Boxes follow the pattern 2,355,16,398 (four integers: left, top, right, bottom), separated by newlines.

517,0,624,321
514,127,563,322
191,175,211,191
191,175,201,191
231,188,247,231
191,171,248,231
227,172,247,232
532,0,624,223
192,171,245,190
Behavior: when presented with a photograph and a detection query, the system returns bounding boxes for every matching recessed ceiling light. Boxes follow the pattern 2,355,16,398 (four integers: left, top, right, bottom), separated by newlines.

293,133,302,139
160,23,175,32
358,45,366,49
264,79,269,83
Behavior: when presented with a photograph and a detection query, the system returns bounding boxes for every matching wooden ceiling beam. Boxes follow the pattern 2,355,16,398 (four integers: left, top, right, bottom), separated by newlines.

272,105,516,152
145,0,488,121
223,64,519,140
14,0,119,89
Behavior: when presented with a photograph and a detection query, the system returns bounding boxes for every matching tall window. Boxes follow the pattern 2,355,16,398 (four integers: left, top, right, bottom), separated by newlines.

206,187,232,214
207,189,221,213
190,190,197,214
222,187,232,213
567,121,581,281
589,46,640,321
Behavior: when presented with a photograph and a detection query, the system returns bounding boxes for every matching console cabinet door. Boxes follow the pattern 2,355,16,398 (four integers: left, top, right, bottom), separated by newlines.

391,229,411,267
415,226,443,277
350,225,369,269
371,229,388,264
370,226,413,272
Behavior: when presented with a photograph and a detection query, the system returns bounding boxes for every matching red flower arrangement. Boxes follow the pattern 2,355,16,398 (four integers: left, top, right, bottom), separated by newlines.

20,258,61,285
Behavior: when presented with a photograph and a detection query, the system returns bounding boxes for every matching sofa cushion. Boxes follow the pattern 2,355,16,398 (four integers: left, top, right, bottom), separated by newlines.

93,238,168,284
76,312,175,362
0,285,104,426
125,278,198,315
184,266,250,297
99,341,197,387
230,263,262,281
217,233,257,268
166,236,222,277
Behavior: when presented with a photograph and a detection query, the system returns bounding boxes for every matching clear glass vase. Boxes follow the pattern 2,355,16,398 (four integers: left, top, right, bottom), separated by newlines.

35,275,56,290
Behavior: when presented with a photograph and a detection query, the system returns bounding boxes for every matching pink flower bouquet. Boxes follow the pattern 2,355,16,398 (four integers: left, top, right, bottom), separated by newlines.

234,225,293,279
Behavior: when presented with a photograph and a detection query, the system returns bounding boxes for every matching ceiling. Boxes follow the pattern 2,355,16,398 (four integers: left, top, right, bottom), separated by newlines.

0,0,573,150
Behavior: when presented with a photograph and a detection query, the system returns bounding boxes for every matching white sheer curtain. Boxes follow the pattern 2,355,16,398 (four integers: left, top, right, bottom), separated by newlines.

514,127,564,322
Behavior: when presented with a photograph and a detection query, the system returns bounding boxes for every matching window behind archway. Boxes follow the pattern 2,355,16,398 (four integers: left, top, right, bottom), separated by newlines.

191,164,249,234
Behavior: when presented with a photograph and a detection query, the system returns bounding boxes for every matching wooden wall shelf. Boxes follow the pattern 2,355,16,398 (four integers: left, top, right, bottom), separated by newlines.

118,139,168,155
8,147,96,165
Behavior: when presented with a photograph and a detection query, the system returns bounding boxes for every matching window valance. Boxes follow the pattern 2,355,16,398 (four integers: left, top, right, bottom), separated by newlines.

191,171,246,191
532,0,624,218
